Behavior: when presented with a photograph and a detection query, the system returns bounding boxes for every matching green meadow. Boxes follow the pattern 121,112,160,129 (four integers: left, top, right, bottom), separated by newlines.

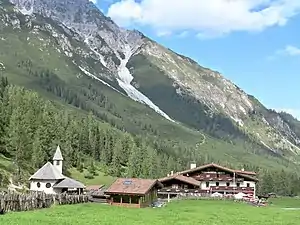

1,198,300,225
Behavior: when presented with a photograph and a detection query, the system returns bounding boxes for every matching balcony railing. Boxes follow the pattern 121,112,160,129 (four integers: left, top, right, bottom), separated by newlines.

193,176,244,182
158,186,254,194
158,188,208,194
211,186,254,192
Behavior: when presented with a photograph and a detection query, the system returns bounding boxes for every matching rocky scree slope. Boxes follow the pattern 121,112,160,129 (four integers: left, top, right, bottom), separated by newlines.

3,0,300,163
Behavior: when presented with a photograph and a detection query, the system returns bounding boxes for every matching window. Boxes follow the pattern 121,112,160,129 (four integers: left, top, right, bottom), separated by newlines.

236,183,240,187
56,161,60,165
226,182,230,187
216,182,219,186
247,183,250,187
37,182,41,188
172,184,178,189
46,183,51,188
206,182,209,188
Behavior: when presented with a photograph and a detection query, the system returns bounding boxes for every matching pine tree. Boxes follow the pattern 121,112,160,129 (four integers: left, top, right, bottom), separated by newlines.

143,146,158,178
5,109,29,178
127,143,143,177
109,140,123,177
88,160,96,176
32,128,47,169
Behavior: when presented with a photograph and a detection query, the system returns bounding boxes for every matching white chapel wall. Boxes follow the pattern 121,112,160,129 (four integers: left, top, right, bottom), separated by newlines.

30,179,61,194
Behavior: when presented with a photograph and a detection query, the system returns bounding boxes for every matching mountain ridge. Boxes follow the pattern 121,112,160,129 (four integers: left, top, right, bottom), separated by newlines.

1,0,300,168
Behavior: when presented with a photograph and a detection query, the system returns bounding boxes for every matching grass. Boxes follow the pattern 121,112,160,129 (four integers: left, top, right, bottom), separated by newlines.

1,199,300,225
269,197,300,208
69,167,116,186
0,154,11,170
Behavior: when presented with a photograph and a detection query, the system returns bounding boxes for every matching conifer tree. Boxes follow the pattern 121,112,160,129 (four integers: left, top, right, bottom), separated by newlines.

109,140,123,177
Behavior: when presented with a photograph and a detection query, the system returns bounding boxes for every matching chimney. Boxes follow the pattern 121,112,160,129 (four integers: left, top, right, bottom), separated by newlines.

170,171,174,176
241,168,245,171
190,163,197,169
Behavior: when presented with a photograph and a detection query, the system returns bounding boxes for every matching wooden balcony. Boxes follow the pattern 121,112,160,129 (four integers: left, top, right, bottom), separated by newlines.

210,186,254,193
158,188,208,194
192,175,244,182
157,186,254,195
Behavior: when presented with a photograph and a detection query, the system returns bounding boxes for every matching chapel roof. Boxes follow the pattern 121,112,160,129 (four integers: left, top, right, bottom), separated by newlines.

53,177,85,189
29,162,65,180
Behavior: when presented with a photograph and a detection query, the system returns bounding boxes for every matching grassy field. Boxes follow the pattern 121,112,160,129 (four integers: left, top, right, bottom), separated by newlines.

69,167,116,186
1,198,300,225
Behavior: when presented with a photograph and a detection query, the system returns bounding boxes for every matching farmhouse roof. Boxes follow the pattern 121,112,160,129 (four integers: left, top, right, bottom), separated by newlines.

29,162,64,180
179,163,258,182
53,145,63,161
53,177,85,189
105,178,162,195
159,175,200,186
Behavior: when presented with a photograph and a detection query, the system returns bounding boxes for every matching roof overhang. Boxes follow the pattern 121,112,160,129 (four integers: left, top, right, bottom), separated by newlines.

178,163,258,182
159,175,200,187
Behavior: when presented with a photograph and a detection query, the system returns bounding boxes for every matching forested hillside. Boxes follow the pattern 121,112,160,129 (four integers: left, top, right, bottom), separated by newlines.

0,77,187,185
1,77,300,196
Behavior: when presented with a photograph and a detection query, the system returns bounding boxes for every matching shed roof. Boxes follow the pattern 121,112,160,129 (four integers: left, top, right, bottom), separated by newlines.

86,185,104,191
53,145,63,161
53,177,85,189
29,162,64,180
159,175,200,186
104,178,162,195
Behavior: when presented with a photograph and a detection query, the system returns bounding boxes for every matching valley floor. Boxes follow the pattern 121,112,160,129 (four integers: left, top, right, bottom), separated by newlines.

1,198,299,225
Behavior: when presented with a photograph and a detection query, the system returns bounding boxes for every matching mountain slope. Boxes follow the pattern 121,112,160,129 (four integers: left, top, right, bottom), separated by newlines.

1,0,300,170
128,38,300,157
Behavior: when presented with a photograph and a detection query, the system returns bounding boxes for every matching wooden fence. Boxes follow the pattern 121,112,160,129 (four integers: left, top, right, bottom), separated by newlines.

0,192,89,213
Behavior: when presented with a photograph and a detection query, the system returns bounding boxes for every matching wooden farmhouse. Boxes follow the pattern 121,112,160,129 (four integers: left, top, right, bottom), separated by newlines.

104,178,163,208
158,163,258,199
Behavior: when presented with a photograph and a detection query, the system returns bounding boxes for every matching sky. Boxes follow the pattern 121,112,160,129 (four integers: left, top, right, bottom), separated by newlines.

93,0,299,119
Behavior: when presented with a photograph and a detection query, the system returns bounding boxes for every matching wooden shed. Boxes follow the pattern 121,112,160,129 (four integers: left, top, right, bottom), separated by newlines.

104,178,163,208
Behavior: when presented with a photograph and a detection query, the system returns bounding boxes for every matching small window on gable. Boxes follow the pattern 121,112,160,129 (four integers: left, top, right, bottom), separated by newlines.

37,182,41,188
46,183,51,188
247,183,250,187
216,182,219,186
56,161,60,165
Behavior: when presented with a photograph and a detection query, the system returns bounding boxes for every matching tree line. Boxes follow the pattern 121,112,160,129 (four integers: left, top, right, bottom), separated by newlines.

1,77,300,196
0,77,186,185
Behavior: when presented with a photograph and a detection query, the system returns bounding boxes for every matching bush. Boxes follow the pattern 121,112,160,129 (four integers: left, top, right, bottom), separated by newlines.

77,164,84,173
84,173,94,179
